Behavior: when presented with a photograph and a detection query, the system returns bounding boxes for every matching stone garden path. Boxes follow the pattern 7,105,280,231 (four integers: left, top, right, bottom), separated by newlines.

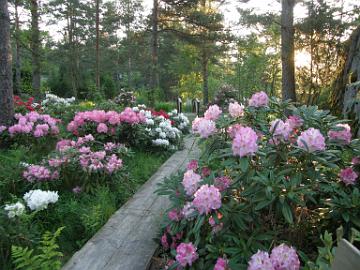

62,134,200,270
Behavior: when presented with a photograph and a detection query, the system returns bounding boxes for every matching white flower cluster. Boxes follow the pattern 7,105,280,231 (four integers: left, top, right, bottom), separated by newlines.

23,189,59,211
4,202,25,218
173,113,190,130
41,93,76,107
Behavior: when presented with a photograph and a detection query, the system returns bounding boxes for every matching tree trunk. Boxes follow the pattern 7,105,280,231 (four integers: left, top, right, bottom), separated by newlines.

67,3,76,97
201,50,209,105
126,0,132,89
14,0,21,95
30,0,41,99
149,0,159,105
95,0,100,90
0,0,14,125
281,0,296,102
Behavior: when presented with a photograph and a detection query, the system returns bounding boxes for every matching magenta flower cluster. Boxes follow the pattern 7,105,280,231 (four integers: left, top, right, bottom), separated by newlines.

193,184,222,215
328,123,352,144
339,167,358,185
23,165,59,182
67,108,145,135
214,257,228,270
248,91,269,107
297,128,326,152
214,176,232,191
248,244,300,270
7,112,59,137
232,126,258,157
175,242,198,267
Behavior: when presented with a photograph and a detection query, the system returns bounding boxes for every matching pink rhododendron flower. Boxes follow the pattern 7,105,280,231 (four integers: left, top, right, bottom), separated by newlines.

193,184,221,215
48,158,66,167
204,105,222,121
248,91,269,107
168,209,182,221
161,233,169,250
248,250,274,270
181,202,195,219
214,176,232,191
297,128,325,152
286,115,303,129
339,167,358,185
214,257,228,270
192,117,202,132
270,119,292,141
201,166,211,177
270,244,300,270
182,170,202,196
120,107,145,124
97,123,108,133
23,165,53,182
72,186,82,194
187,159,199,171
175,242,198,267
328,123,352,144
232,126,258,157
196,118,217,138
229,101,244,118
0,125,7,133
56,139,73,152
228,124,242,139
352,157,360,165
105,154,123,174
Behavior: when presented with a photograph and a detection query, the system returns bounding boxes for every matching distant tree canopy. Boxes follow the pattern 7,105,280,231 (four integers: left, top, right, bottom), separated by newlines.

1,0,359,110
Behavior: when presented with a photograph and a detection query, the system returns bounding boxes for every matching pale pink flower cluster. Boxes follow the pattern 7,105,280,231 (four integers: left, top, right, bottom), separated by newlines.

248,91,269,107
182,170,202,196
269,119,292,144
204,105,222,121
328,123,352,144
79,150,122,173
228,124,242,139
105,154,123,174
214,176,232,191
229,101,245,118
270,244,300,270
0,125,7,133
7,112,59,137
339,167,358,185
193,184,222,215
248,244,300,270
181,202,196,219
23,165,59,182
297,128,325,152
67,108,145,135
119,107,146,124
56,134,94,152
232,126,258,157
192,117,217,138
175,242,198,267
214,258,228,270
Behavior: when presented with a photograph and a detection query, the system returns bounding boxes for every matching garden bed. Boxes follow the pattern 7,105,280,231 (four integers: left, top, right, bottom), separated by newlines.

0,97,191,269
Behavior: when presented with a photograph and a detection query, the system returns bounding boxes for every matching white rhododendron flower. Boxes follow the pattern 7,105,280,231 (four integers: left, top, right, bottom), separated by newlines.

23,189,59,211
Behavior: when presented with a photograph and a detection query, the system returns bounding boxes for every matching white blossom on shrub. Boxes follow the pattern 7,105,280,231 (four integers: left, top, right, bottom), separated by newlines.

4,202,25,218
23,189,59,211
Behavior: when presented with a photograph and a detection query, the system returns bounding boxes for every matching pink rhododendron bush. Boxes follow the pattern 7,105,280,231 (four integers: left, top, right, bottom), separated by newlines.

156,93,360,270
66,106,187,150
22,135,127,192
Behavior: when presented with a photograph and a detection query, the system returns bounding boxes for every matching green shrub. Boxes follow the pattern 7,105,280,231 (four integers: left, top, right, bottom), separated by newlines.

154,101,176,112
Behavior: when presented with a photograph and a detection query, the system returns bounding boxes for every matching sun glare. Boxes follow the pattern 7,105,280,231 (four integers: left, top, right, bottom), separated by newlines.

295,50,312,68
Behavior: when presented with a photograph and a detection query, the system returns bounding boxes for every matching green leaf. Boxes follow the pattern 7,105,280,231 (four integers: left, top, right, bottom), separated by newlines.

282,202,293,224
